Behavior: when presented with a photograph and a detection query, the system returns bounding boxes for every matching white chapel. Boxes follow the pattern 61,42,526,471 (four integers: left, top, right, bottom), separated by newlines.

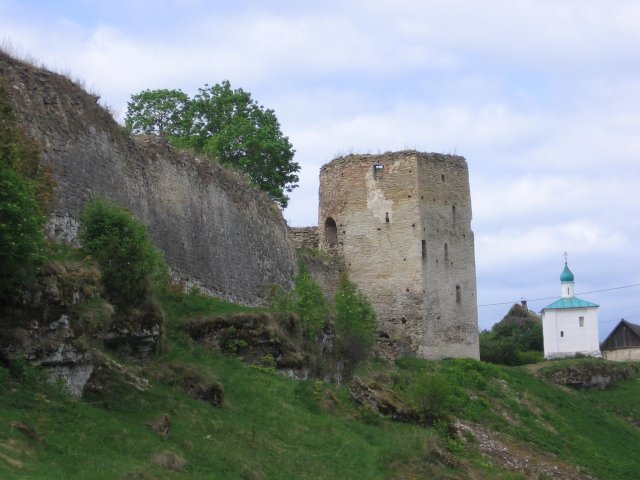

541,259,602,359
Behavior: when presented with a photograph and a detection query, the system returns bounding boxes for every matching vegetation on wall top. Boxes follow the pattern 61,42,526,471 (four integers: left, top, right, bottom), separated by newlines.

125,82,300,208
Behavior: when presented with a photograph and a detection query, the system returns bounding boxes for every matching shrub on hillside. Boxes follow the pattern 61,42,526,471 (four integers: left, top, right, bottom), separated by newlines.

334,275,377,368
270,265,329,339
480,303,543,366
0,165,46,305
408,372,457,424
79,198,168,312
0,80,50,306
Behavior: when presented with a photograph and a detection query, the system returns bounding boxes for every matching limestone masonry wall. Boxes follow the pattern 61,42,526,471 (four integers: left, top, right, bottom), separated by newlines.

289,227,319,250
319,152,479,359
0,53,297,305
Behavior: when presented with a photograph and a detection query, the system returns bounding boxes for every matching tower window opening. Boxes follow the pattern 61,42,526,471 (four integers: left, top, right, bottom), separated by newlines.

452,205,457,225
456,285,461,304
421,240,426,259
324,217,337,247
579,316,584,327
373,162,384,179
560,330,564,338
441,174,445,182
444,243,449,262
385,212,389,223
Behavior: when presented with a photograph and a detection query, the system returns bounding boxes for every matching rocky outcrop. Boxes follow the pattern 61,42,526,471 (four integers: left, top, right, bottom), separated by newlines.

0,51,297,307
349,376,418,423
0,261,107,396
540,361,638,390
455,420,596,480
0,259,164,396
186,313,307,371
185,312,342,382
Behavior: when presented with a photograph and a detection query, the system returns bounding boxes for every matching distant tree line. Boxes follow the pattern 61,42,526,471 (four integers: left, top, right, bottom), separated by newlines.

125,83,300,208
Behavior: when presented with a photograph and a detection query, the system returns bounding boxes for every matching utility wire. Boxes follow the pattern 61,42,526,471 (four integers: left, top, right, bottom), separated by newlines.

478,282,640,308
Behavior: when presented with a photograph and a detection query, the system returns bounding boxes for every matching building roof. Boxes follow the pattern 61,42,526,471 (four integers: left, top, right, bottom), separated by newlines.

543,296,599,310
560,263,575,283
601,319,640,349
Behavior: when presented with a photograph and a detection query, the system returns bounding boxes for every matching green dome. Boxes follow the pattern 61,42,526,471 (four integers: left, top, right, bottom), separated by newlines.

560,263,574,283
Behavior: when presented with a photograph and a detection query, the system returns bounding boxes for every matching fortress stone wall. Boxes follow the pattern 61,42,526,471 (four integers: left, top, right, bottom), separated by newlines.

0,53,296,305
1,51,479,360
319,152,479,359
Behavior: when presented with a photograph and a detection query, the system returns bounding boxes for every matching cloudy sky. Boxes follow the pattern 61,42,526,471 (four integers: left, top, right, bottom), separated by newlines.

2,0,639,336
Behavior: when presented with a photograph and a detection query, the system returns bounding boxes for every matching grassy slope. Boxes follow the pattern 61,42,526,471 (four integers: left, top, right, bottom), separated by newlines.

1,292,639,479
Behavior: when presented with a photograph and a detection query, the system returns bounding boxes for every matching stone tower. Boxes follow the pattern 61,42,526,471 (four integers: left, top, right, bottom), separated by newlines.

318,151,479,359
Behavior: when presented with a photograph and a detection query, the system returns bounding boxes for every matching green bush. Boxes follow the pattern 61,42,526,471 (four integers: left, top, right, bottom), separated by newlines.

293,269,329,339
408,372,457,424
79,198,168,311
0,80,50,306
270,265,329,339
480,303,543,366
0,164,46,304
334,275,377,367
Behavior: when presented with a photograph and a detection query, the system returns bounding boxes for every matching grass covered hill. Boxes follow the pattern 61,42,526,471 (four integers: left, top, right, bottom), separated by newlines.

1,290,640,479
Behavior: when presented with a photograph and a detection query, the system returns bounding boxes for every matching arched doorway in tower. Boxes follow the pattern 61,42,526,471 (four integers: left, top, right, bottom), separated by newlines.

324,217,338,248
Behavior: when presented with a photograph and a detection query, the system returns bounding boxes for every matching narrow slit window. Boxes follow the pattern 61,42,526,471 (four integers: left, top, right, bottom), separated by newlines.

579,316,584,327
560,331,564,338
456,285,461,304
373,162,384,179
444,243,449,262
421,240,426,259
385,212,389,223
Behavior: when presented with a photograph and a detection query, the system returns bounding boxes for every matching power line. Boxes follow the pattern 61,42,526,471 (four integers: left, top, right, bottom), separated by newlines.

478,282,640,308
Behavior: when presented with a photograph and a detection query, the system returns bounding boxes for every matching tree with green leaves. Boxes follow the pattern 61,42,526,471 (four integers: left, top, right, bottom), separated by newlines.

479,303,543,365
269,264,329,339
0,165,46,304
125,89,191,138
334,275,377,367
124,82,299,208
0,80,48,305
79,198,168,312
189,81,299,208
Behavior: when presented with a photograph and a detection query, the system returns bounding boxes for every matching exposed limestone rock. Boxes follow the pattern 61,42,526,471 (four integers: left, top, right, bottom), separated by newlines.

187,313,306,368
186,312,342,382
349,376,418,423
0,261,106,396
99,303,164,364
150,362,224,407
540,362,638,390
83,350,150,395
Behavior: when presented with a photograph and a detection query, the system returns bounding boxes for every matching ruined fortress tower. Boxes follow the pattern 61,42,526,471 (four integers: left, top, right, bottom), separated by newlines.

318,151,479,360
